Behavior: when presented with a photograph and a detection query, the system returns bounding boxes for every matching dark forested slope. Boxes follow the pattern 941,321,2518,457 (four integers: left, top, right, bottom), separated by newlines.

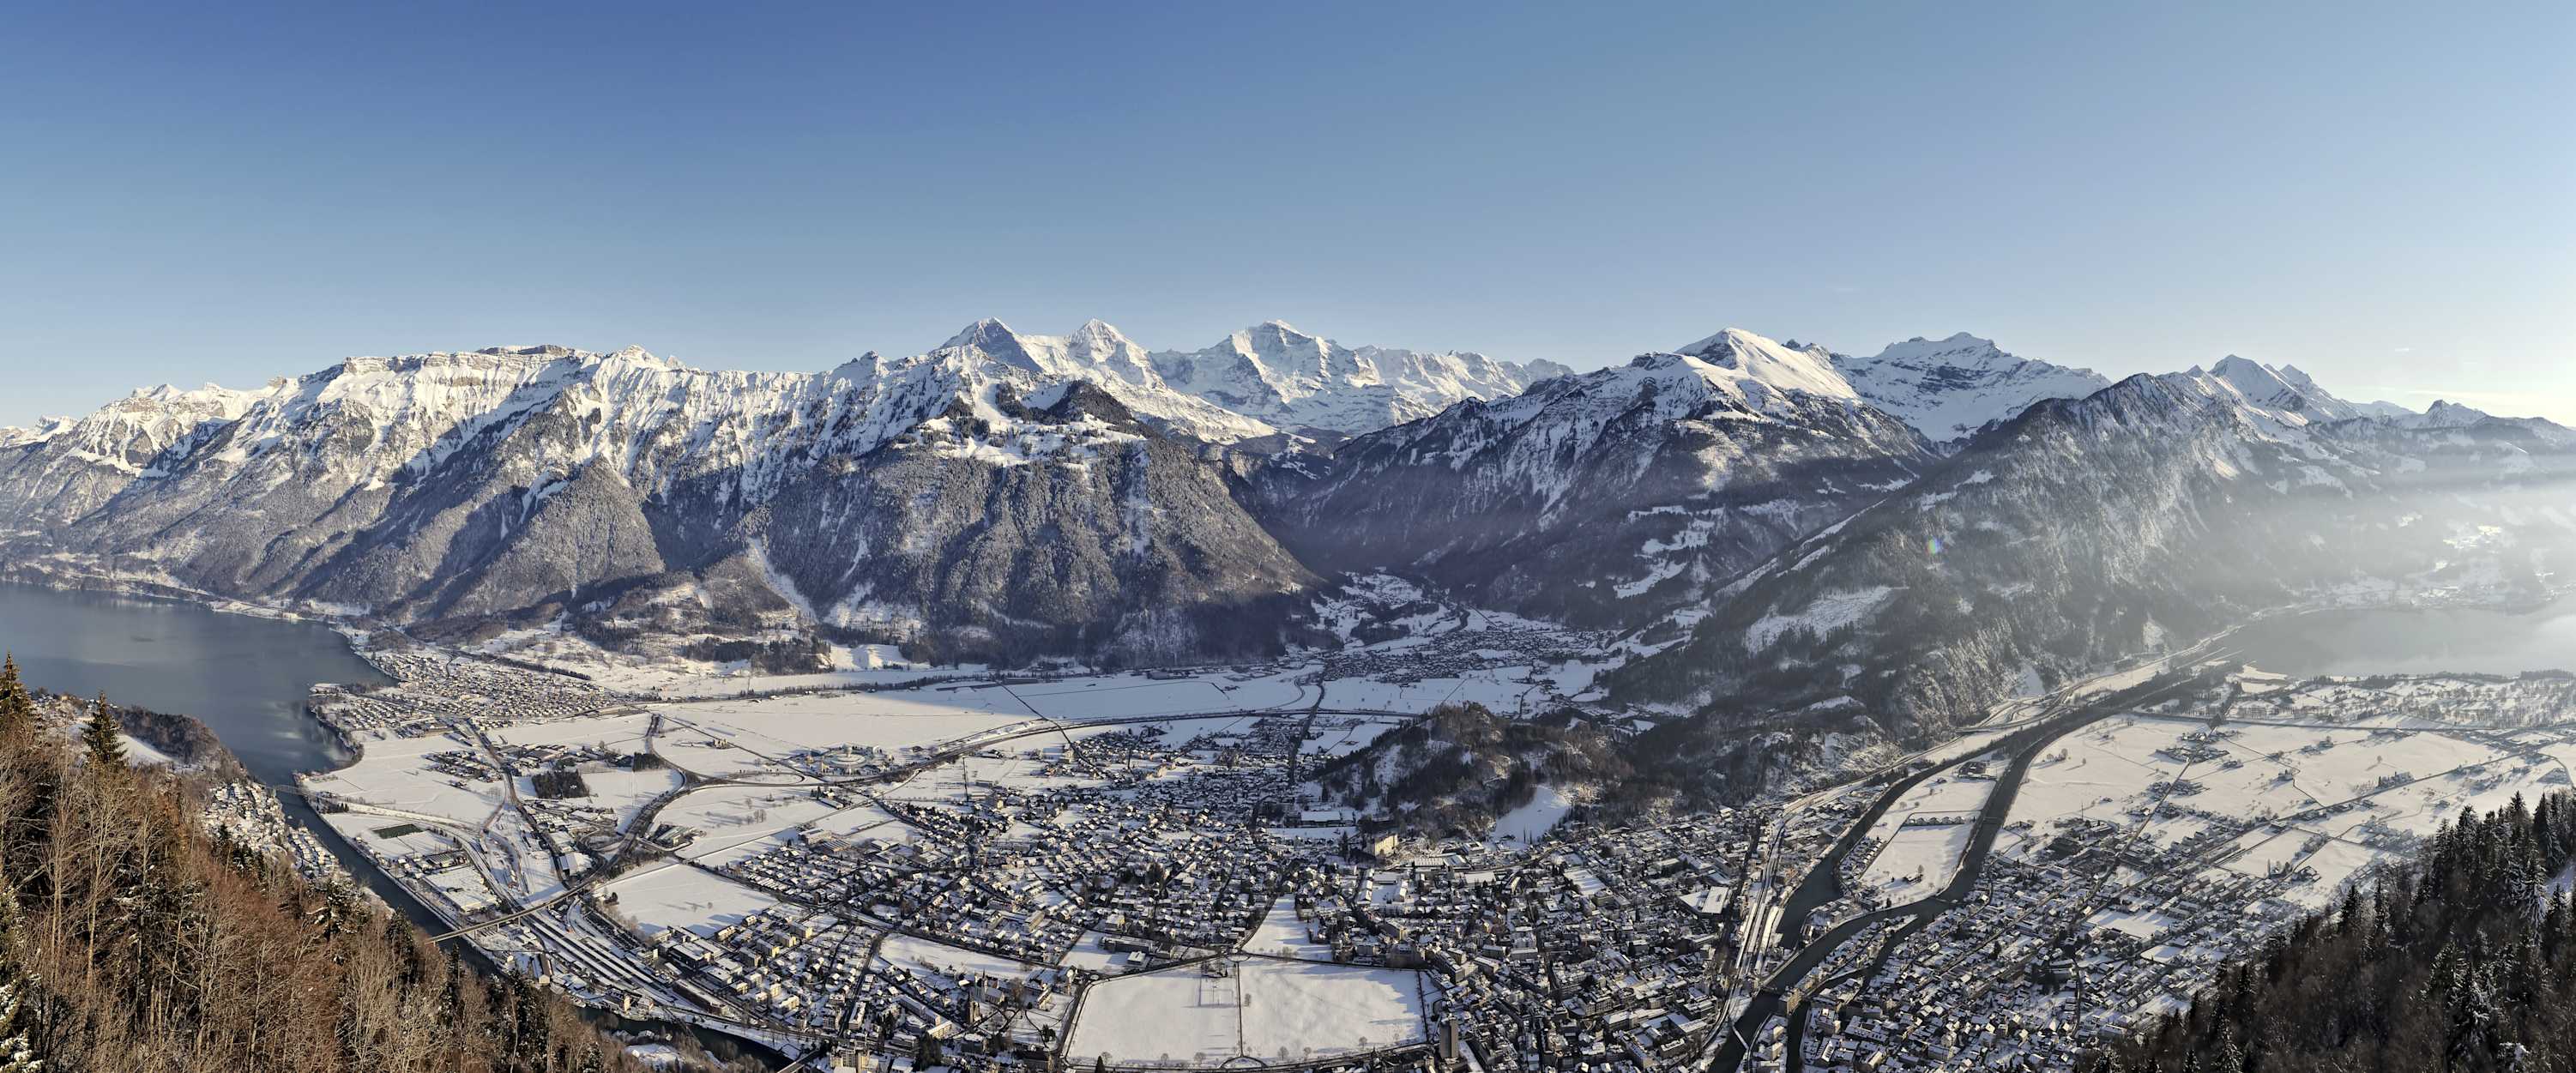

2103,790,2576,1073
0,660,652,1073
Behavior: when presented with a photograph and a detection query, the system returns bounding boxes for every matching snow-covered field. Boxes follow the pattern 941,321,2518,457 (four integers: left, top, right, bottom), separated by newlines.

2000,712,2572,910
878,931,1047,980
1493,784,1576,845
1862,823,1975,893
597,864,779,937
1240,897,1333,960
1065,957,1427,1065
304,733,504,830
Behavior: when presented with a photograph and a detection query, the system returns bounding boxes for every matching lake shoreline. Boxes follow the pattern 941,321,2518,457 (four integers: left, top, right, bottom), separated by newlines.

0,579,793,1070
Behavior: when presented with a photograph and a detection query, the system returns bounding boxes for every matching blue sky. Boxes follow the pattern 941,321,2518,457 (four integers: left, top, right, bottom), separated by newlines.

3,1,2570,425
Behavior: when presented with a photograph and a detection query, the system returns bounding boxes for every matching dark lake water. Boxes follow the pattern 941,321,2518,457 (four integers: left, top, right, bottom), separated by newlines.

0,582,390,784
2229,594,2576,678
0,582,433,920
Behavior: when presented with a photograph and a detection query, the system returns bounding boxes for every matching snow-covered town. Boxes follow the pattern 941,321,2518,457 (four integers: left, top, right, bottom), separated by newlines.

260,617,2576,1073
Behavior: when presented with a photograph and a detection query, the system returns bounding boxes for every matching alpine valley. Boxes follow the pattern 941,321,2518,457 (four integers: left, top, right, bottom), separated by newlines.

13,316,2576,1072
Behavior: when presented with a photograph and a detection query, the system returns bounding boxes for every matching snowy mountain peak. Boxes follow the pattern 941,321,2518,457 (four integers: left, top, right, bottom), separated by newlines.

1068,317,1130,346
2195,354,2362,425
1831,333,2112,447
1668,328,1861,404
0,416,75,449
2424,399,2489,424
936,317,1035,367
941,317,1013,347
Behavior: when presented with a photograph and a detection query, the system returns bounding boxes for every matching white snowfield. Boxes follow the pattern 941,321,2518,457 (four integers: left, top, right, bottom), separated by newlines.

1064,956,1428,1066
597,864,780,937
1492,783,1576,844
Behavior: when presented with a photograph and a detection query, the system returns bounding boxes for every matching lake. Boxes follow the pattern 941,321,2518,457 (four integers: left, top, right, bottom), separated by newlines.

0,582,389,783
0,581,787,1066
0,582,443,921
2229,593,2576,678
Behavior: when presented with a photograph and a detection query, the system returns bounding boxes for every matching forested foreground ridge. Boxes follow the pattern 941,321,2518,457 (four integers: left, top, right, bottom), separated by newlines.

0,660,649,1073
2106,789,2576,1073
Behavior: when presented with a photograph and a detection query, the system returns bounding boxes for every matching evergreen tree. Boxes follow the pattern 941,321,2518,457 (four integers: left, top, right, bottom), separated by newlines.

75,695,122,777
0,656,31,740
2122,788,2576,1073
79,694,123,773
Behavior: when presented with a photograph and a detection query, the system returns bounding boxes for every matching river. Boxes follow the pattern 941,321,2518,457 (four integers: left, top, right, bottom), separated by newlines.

0,582,784,1068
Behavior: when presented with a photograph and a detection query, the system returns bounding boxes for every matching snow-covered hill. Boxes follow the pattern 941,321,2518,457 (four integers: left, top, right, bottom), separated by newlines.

1830,333,2111,447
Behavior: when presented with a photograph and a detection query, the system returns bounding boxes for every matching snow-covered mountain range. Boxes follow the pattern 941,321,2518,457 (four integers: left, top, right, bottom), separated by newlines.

0,335,1319,663
1147,320,1571,441
7,316,2566,770
872,318,1570,447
